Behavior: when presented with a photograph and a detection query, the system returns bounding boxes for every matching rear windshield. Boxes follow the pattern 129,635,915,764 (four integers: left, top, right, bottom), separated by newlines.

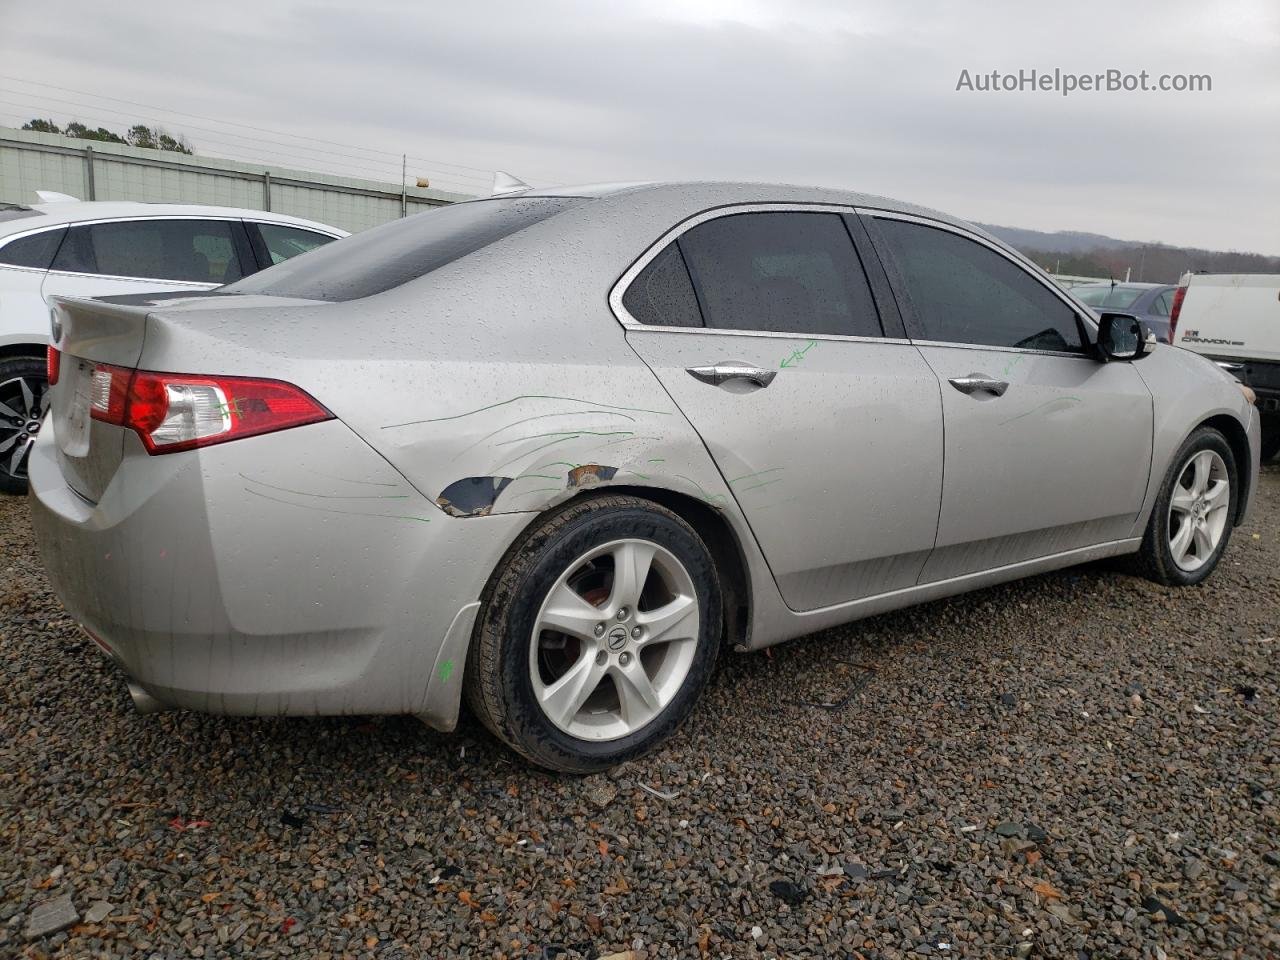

0,205,44,223
1071,285,1146,309
223,197,584,302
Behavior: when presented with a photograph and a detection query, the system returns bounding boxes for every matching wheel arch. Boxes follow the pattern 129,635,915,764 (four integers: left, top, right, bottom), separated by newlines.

1197,413,1252,525
507,485,753,653
0,342,47,364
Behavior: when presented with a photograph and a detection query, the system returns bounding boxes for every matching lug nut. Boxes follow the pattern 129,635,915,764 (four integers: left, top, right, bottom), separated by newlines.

631,626,642,639
595,650,607,666
594,623,605,637
618,651,632,666
616,607,629,621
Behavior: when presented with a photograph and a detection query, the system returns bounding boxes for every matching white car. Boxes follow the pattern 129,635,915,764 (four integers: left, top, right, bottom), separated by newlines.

0,195,347,491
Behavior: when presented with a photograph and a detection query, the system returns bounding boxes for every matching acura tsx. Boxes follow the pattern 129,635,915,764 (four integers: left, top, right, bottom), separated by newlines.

28,181,1260,771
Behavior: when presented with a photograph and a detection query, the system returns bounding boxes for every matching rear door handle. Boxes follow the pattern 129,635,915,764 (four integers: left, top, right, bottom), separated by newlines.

948,373,1009,397
686,362,777,389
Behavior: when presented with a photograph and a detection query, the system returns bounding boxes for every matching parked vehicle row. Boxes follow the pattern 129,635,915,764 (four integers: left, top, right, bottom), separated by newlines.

1069,281,1177,343
27,181,1259,771
0,197,346,492
1167,271,1280,462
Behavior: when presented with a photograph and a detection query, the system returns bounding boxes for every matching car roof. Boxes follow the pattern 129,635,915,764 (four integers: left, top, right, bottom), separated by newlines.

517,179,1011,248
0,200,348,238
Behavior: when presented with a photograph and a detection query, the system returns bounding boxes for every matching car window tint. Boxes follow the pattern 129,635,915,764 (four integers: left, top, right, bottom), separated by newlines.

875,218,1082,352
622,242,703,327
0,227,66,269
225,198,583,302
53,220,243,283
1150,290,1172,316
677,212,881,337
256,223,337,265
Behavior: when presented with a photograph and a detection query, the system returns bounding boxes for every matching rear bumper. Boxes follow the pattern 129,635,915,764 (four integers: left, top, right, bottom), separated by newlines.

27,419,529,728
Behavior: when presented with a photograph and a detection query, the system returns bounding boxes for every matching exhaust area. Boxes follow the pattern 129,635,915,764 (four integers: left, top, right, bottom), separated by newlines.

127,680,172,715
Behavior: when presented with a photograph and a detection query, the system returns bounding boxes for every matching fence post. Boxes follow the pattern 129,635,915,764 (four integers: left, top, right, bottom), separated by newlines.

263,171,272,211
401,155,407,217
84,144,96,200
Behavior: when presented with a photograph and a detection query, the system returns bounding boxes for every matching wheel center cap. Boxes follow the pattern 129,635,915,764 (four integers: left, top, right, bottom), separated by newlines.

606,626,628,652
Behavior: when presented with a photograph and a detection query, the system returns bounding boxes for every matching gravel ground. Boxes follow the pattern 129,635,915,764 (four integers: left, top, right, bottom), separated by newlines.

2,468,1277,960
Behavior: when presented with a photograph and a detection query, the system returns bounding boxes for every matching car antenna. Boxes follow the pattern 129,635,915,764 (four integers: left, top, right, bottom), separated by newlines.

491,172,531,197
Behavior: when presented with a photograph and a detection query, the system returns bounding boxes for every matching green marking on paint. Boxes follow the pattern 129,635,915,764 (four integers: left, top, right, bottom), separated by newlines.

438,660,454,683
729,466,784,484
779,339,817,369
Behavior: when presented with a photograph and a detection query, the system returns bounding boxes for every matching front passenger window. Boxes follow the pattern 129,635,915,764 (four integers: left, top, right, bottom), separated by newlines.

874,218,1082,352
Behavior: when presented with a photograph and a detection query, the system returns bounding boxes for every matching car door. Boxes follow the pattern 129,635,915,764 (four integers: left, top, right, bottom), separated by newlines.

616,206,945,611
40,217,254,302
861,210,1154,582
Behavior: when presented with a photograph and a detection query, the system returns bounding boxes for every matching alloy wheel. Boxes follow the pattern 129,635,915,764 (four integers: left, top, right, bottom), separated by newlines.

1167,449,1230,572
529,538,701,742
0,375,48,483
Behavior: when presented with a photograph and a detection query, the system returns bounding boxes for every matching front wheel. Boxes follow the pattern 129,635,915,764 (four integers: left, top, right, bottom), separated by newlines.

465,495,722,773
0,357,49,496
1133,427,1237,586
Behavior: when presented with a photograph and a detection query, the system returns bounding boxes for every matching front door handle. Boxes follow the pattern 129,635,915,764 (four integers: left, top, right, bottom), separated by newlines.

948,373,1009,397
686,362,777,389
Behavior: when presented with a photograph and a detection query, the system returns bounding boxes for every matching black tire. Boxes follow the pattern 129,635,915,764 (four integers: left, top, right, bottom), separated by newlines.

1132,426,1237,586
465,494,722,773
0,356,48,496
1260,415,1280,463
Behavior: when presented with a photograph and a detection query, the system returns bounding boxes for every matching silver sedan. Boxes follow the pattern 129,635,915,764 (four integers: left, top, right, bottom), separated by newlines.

28,182,1260,772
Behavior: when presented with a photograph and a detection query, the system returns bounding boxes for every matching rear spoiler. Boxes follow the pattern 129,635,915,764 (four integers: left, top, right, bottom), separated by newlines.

49,296,154,369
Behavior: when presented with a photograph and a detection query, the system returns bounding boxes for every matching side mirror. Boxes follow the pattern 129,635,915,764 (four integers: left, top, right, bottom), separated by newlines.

1096,313,1154,362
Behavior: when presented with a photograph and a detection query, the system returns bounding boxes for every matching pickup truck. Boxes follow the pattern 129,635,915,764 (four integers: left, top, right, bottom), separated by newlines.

1170,272,1280,461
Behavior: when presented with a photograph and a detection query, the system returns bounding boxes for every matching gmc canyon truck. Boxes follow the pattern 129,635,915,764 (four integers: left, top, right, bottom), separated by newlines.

1171,272,1280,461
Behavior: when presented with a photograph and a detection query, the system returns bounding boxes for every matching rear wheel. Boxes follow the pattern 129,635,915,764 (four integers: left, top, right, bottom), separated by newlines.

465,495,721,773
1133,427,1236,586
0,357,49,495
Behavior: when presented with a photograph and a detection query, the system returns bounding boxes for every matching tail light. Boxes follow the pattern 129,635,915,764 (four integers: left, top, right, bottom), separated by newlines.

88,363,332,454
1168,286,1187,343
47,345,60,386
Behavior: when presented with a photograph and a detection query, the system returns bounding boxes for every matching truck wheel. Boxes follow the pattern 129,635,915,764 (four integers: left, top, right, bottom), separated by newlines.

1260,416,1280,463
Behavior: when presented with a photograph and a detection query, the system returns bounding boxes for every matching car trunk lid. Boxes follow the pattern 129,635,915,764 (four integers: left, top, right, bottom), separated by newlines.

48,295,151,503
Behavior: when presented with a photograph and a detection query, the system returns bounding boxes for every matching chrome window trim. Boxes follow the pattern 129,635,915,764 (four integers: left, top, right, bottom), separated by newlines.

42,269,221,288
610,201,1100,357
245,220,345,241
625,325,913,346
854,206,1101,339
609,201,883,337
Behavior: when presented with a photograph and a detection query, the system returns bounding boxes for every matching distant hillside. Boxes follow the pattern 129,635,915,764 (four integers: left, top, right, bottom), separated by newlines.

976,223,1280,285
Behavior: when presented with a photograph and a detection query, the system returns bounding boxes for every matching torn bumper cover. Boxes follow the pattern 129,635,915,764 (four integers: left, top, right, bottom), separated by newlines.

27,419,528,728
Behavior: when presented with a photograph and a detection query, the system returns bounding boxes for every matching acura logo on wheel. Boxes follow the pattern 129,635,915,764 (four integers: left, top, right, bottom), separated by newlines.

607,627,628,651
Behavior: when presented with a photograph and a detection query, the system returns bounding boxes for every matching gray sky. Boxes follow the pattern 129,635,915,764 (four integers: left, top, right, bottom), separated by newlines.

1,0,1277,252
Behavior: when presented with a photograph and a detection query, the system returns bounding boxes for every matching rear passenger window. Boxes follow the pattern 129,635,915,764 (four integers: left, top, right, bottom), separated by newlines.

255,223,337,265
0,227,66,269
52,220,244,284
623,242,703,327
676,212,881,337
1151,290,1172,316
874,218,1082,352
